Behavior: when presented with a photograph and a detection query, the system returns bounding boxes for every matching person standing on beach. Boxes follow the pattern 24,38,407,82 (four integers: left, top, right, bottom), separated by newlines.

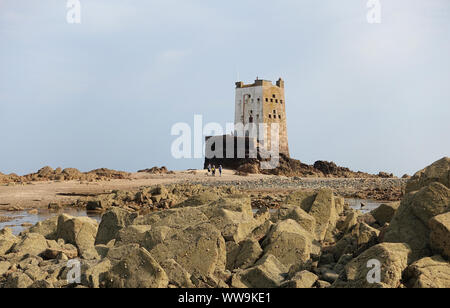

212,165,216,176
207,163,211,175
219,165,223,177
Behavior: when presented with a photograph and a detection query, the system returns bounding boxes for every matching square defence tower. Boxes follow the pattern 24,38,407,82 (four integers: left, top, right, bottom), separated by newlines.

234,78,290,157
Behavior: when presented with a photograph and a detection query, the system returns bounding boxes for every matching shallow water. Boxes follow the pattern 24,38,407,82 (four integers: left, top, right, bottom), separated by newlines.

0,198,385,235
0,208,102,235
346,198,384,214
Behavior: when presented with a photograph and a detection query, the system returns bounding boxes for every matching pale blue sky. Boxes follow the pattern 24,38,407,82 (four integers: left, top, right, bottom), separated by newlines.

0,0,449,176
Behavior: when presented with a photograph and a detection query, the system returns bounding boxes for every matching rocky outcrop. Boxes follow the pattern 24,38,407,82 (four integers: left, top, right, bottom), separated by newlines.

383,182,450,261
0,166,131,184
405,157,449,193
137,166,172,174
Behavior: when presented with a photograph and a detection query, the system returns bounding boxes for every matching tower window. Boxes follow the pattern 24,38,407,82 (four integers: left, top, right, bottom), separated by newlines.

270,99,273,102
280,100,283,104
273,110,276,114
272,94,276,98
278,115,281,119
269,114,272,119
265,98,269,102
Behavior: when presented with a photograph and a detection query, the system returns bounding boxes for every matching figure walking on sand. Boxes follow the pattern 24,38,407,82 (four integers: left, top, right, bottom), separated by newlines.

219,165,222,177
207,163,211,175
212,165,216,176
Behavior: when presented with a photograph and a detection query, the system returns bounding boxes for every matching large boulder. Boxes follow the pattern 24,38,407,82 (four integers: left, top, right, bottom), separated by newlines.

308,189,339,241
332,223,380,261
370,202,400,226
95,208,138,245
143,222,226,279
0,261,11,276
429,212,450,259
198,196,261,243
262,219,313,267
104,244,168,288
284,190,317,212
226,239,263,271
0,228,19,255
28,216,59,240
405,157,449,193
332,243,411,288
274,205,316,234
403,255,450,288
383,182,450,261
283,189,340,242
160,259,195,288
338,211,359,233
231,254,288,288
56,215,98,257
176,191,222,208
11,233,49,257
132,207,209,230
3,272,34,288
83,259,112,288
281,270,318,288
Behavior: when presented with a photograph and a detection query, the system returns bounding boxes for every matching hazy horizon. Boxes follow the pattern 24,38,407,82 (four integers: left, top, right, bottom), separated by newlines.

1,1,449,177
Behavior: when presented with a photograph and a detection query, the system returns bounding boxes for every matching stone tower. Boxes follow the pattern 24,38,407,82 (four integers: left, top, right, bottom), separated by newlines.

234,78,290,157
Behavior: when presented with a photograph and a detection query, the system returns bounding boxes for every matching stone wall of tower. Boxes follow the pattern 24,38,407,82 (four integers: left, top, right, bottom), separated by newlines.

234,84,264,139
235,78,290,157
261,80,289,157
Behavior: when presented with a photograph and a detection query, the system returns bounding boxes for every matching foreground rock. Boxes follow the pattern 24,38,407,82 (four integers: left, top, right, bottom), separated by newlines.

56,215,98,258
403,255,450,288
262,219,313,267
104,244,168,288
429,212,450,259
231,254,288,288
383,182,450,261
333,243,411,288
405,157,449,193
370,202,400,226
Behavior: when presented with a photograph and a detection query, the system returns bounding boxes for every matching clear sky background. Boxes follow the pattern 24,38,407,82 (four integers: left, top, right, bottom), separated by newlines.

0,0,449,176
